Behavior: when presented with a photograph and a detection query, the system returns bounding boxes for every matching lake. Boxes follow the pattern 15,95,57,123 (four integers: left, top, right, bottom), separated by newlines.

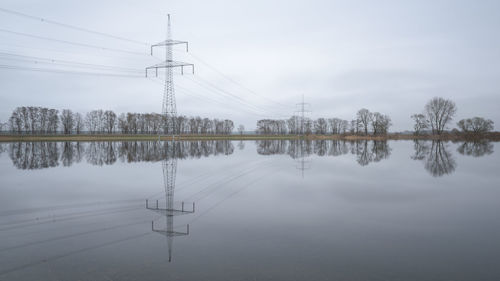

0,140,499,280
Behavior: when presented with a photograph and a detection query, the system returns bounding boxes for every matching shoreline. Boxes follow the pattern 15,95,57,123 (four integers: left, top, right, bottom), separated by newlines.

1,133,499,142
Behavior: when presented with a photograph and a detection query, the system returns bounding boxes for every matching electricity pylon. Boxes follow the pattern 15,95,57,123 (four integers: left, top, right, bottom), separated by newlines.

146,14,194,135
146,142,195,262
294,94,311,135
145,15,195,262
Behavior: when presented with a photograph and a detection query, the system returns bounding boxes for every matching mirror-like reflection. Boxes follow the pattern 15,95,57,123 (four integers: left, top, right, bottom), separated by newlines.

257,139,391,166
412,140,457,177
2,140,495,178
146,141,195,263
9,142,60,170
457,140,494,157
7,140,235,170
0,140,499,280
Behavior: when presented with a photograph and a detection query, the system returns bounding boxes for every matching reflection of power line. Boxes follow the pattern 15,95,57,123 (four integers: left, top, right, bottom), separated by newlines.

0,205,141,232
0,198,142,217
185,168,279,226
183,160,271,202
0,231,152,277
0,219,148,253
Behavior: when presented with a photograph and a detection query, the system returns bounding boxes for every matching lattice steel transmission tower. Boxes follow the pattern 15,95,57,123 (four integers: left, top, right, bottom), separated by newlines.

146,14,194,135
294,94,311,135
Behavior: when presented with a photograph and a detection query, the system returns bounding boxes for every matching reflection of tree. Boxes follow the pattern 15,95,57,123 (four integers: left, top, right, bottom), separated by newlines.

328,141,349,157
257,140,288,156
237,140,245,150
412,140,457,177
372,141,391,162
411,140,457,177
314,140,328,156
425,141,456,177
61,142,74,167
411,140,430,160
457,141,494,157
9,142,59,170
355,141,373,166
9,140,235,170
352,140,391,166
86,142,117,166
255,140,391,166
60,142,84,167
0,143,5,156
288,140,313,159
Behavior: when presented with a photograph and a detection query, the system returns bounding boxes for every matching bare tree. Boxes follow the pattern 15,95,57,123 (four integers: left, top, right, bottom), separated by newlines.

328,118,343,134
314,118,328,134
61,109,74,134
340,120,349,134
223,120,234,134
238,124,245,135
85,111,99,134
118,113,129,134
457,117,494,134
357,108,372,135
371,112,391,135
287,116,299,135
411,114,428,135
425,97,457,135
74,113,84,134
103,110,117,133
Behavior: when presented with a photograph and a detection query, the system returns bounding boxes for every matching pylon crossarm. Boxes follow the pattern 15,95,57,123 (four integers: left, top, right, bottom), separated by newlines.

147,61,194,69
145,61,194,77
151,40,189,55
152,229,189,237
146,207,194,216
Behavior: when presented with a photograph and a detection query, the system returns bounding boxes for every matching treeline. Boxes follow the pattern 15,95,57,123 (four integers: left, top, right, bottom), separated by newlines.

411,97,495,135
5,106,235,135
256,108,391,135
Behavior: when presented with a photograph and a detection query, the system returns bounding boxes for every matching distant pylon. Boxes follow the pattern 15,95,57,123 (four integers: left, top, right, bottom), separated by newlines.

146,14,194,135
294,94,311,135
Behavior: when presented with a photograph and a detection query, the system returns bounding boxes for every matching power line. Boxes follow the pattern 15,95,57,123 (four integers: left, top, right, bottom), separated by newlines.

151,76,272,120
0,28,148,56
0,7,149,46
0,64,144,78
186,51,291,109
0,8,292,120
186,75,274,116
0,51,143,73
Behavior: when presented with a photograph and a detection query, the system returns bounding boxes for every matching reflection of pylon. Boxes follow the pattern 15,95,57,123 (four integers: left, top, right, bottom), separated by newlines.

293,140,311,178
295,157,311,178
146,141,195,262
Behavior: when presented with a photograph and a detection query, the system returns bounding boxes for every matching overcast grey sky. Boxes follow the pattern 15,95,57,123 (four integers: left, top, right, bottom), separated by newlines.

1,0,499,131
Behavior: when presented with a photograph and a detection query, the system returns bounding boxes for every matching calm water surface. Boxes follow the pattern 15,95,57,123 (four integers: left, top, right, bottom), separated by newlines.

0,140,499,281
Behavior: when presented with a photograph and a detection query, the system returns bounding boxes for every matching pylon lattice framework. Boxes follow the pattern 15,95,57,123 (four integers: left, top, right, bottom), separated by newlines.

146,14,194,135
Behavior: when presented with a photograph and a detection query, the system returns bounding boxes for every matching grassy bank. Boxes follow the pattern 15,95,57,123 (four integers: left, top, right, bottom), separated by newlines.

1,132,499,142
